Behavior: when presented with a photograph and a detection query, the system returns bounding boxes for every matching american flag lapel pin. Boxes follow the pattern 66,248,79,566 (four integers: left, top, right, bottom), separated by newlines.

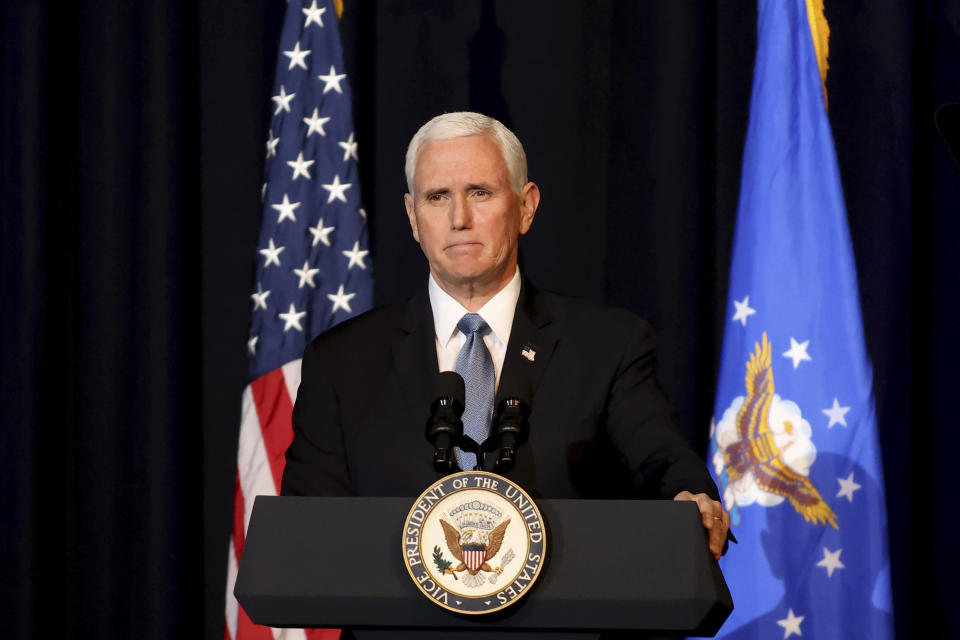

521,346,536,362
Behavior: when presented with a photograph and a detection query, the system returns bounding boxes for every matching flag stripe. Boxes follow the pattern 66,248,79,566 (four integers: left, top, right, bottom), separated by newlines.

226,537,240,639
232,472,247,555
249,367,298,493
236,605,275,640
282,359,303,405
237,384,281,533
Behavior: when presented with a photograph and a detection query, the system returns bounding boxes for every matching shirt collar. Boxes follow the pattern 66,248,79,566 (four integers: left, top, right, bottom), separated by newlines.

428,268,521,346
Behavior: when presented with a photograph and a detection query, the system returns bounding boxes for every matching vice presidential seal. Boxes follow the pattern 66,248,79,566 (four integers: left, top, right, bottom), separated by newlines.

401,470,546,614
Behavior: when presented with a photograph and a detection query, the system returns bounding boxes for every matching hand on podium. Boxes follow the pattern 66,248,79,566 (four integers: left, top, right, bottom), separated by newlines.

674,490,731,560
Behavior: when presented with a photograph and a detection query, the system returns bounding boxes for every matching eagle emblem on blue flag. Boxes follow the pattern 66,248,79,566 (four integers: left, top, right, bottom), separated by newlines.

713,332,838,529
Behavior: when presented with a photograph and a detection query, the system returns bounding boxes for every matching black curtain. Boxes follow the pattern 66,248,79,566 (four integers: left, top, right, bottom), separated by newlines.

3,2,958,639
2,0,202,637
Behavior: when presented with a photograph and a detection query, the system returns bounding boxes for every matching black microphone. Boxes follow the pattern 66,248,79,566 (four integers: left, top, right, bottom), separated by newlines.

488,378,533,474
425,371,466,474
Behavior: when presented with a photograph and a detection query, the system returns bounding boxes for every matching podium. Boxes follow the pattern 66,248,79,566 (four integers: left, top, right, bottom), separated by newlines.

235,496,732,636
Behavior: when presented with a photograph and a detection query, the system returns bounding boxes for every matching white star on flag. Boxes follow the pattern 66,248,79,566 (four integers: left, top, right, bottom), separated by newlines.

247,335,258,356
338,132,358,161
836,472,862,502
283,41,311,70
782,337,812,369
317,65,347,94
321,174,351,202
816,547,845,578
732,295,756,326
271,194,301,223
303,108,331,137
293,261,321,289
250,284,270,310
309,218,335,247
302,0,327,27
327,284,356,313
259,238,284,267
822,397,852,428
342,241,369,269
287,151,315,180
278,303,307,332
271,85,295,114
776,609,804,639
265,130,279,158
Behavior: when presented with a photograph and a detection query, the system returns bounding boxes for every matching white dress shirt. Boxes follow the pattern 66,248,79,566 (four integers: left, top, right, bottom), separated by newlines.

427,268,521,392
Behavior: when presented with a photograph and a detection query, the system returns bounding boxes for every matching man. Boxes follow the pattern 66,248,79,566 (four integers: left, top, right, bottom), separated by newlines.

282,112,730,559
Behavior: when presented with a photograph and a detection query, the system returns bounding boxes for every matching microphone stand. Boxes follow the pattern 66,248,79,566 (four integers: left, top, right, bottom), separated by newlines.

485,397,530,475
426,372,466,475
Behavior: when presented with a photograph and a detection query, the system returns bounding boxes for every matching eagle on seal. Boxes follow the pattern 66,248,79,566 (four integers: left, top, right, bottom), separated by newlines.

439,518,511,576
723,332,838,529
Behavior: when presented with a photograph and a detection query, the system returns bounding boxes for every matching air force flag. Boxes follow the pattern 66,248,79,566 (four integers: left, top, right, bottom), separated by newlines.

709,1,894,637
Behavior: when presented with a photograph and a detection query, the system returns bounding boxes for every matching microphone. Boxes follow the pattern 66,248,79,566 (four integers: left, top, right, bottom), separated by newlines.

425,371,466,474
488,378,533,474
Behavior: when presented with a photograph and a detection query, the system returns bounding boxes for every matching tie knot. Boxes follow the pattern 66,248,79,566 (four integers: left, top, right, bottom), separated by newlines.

457,313,490,337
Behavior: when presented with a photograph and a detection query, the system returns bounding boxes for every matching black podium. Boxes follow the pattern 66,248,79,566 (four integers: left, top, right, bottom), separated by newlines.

235,496,732,636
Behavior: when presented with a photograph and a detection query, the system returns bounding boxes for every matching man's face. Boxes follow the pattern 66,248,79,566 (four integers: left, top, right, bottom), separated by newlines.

404,134,539,293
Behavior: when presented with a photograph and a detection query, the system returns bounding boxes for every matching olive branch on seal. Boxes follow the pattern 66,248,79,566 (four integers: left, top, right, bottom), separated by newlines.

432,545,457,580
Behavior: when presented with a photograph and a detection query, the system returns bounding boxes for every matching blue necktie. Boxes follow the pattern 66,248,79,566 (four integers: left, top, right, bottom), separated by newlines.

455,313,495,470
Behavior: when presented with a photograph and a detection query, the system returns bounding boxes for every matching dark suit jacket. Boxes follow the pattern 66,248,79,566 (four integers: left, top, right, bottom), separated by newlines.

282,278,718,501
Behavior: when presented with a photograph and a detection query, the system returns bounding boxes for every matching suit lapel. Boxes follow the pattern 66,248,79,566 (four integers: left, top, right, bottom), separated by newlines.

498,278,558,405
495,279,559,491
391,286,439,416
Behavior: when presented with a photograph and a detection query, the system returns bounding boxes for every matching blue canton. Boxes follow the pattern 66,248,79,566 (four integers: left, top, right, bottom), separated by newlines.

247,0,373,383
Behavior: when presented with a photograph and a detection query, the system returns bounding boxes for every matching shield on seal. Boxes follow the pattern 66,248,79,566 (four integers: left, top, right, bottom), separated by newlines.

461,544,486,572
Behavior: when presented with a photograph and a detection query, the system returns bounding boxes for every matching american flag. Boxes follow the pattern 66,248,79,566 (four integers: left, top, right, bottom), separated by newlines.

225,1,373,638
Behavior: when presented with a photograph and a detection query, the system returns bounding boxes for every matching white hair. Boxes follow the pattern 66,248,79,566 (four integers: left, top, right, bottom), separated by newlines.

404,112,528,194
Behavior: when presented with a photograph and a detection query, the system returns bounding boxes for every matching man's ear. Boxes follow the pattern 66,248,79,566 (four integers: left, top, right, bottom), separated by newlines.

404,193,420,243
518,181,540,235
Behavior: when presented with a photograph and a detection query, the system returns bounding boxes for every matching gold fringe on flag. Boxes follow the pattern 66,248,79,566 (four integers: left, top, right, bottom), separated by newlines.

804,0,831,110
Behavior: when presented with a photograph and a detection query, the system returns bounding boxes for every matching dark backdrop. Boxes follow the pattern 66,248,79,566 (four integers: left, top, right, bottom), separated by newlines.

2,1,958,639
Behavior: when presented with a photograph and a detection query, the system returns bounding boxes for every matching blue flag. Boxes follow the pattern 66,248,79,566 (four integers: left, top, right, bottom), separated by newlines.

709,1,894,637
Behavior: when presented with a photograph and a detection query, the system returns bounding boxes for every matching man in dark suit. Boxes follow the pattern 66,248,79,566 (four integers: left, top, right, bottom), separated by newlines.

282,112,730,559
